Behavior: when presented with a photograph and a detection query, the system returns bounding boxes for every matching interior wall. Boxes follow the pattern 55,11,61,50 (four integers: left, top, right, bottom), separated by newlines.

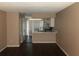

7,12,20,47
55,3,79,55
32,13,56,18
50,17,55,27
0,11,6,51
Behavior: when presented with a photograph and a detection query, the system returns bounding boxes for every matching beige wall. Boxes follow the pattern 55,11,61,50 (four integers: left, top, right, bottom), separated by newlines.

55,3,79,55
32,13,56,18
0,11,6,50
7,13,20,47
50,17,55,27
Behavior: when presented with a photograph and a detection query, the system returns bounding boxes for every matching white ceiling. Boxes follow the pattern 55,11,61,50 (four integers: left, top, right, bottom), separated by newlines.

0,2,74,14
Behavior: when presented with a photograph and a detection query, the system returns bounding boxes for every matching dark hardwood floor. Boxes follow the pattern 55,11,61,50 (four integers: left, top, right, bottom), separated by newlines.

0,42,66,56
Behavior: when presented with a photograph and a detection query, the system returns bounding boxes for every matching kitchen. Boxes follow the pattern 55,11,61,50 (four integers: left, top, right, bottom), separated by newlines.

20,13,57,43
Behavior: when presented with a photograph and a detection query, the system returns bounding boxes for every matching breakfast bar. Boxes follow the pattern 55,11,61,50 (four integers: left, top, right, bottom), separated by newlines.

32,32,57,43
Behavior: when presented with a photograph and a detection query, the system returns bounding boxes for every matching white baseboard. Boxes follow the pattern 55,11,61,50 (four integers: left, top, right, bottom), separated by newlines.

56,43,69,56
7,45,20,47
20,40,23,43
32,41,56,43
0,46,7,52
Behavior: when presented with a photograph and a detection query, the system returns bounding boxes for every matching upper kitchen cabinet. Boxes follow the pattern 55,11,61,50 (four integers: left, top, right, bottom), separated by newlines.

43,17,55,28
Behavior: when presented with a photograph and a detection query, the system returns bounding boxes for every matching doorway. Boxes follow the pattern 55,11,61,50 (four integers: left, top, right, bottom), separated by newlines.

21,17,43,43
22,17,32,43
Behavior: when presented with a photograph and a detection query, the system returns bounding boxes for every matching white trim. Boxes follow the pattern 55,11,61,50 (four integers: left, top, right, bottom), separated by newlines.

32,41,56,43
56,43,69,56
7,45,20,47
20,40,23,43
0,46,7,52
